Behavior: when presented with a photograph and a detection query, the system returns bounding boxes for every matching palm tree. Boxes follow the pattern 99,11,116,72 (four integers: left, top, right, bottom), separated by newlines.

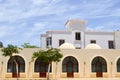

32,48,63,80
1,44,22,80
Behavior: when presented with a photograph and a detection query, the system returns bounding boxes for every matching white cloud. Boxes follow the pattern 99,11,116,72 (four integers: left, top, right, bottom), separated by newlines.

0,0,67,22
0,26,16,38
72,0,120,19
31,0,51,5
0,0,119,22
33,23,45,31
23,22,46,38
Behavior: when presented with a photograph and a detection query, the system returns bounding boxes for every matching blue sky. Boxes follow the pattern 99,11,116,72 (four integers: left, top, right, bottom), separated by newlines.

0,0,120,47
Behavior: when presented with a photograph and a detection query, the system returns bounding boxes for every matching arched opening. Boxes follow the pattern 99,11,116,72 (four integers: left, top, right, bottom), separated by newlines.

92,56,107,77
117,58,120,72
62,56,78,77
34,58,51,77
7,56,25,77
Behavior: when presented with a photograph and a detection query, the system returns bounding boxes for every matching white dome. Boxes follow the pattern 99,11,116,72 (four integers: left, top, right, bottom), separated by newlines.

59,43,75,49
85,44,102,49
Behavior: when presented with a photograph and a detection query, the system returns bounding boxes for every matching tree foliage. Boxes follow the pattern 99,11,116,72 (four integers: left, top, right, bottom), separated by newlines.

1,44,22,80
32,48,63,63
21,43,39,48
1,44,21,57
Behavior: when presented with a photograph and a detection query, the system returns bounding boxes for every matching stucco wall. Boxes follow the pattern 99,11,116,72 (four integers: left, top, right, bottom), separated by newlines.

0,48,120,79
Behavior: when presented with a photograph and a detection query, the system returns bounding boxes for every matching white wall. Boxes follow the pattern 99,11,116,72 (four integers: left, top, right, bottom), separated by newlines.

85,32,114,49
50,31,85,49
41,31,115,49
41,35,46,48
51,33,72,48
71,30,85,48
65,20,86,31
115,31,120,49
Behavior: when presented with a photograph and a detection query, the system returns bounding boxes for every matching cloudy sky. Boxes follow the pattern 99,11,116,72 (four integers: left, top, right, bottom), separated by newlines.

0,0,120,47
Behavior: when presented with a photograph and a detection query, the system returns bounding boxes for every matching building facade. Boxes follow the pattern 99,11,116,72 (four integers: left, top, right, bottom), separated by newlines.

0,45,120,80
41,20,120,49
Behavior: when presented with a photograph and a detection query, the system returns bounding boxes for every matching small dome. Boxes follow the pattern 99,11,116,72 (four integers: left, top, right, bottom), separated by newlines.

59,43,75,49
85,44,102,49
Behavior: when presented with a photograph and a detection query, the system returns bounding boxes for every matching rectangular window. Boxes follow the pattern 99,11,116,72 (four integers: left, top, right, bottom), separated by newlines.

76,47,81,49
108,40,114,49
46,40,49,47
59,39,65,46
75,32,81,40
90,40,96,44
46,37,52,47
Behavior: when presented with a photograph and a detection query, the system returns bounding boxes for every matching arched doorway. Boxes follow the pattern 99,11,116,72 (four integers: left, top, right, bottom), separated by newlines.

92,56,107,77
117,58,120,72
34,58,51,77
7,56,25,77
62,56,78,77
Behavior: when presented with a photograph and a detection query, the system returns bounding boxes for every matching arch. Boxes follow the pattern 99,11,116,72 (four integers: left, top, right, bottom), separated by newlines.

7,55,25,77
91,56,107,77
34,58,51,77
62,56,78,77
117,58,120,72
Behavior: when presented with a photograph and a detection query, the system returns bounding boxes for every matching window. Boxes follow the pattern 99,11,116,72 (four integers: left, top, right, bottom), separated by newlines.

76,47,81,49
35,58,52,72
91,57,107,77
59,39,65,46
108,40,114,49
117,58,120,72
62,56,78,72
92,56,107,72
46,37,52,47
90,40,96,44
75,32,81,40
7,56,25,73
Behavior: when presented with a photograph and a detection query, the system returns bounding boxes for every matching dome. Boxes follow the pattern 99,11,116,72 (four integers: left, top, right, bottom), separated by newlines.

85,44,102,49
59,43,75,49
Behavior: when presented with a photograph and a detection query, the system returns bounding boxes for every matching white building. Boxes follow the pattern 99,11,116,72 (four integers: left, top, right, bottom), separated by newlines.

0,20,120,80
41,20,120,49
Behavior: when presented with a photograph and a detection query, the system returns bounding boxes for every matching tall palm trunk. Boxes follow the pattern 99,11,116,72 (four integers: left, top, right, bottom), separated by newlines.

55,62,58,79
14,59,19,80
47,62,51,80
